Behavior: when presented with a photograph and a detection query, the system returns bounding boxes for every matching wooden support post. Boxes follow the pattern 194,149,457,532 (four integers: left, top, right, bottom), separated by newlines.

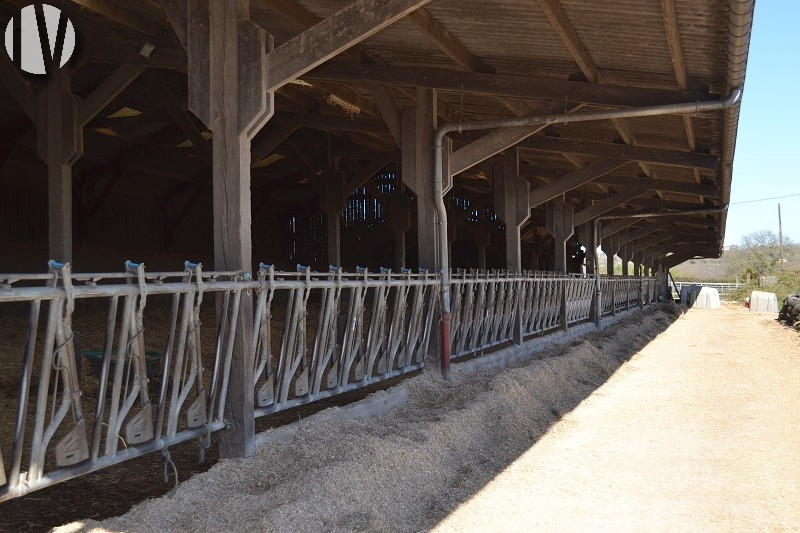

475,222,492,270
386,192,411,271
494,151,530,272
402,88,442,270
601,232,620,277
186,0,274,459
620,241,631,277
576,223,593,275
37,67,82,264
545,197,574,273
327,210,342,267
318,172,346,267
633,250,643,277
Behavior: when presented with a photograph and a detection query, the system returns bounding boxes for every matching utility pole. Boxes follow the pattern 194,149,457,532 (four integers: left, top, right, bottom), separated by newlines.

778,203,784,271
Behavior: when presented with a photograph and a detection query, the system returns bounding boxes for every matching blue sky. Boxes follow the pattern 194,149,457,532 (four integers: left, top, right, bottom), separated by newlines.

725,0,799,246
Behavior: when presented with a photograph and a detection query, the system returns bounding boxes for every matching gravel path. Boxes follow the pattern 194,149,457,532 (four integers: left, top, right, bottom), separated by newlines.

58,303,800,532
435,304,800,531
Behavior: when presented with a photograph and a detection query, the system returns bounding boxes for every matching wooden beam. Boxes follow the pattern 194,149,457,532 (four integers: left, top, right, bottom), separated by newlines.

289,112,388,133
664,248,708,269
535,0,672,194
0,50,36,121
157,84,211,163
156,0,187,48
266,0,431,91
633,231,678,254
407,6,542,117
448,100,582,177
407,7,476,71
529,159,628,208
519,165,719,197
307,62,718,108
618,221,674,246
600,218,637,240
258,0,323,28
573,189,647,226
537,0,599,83
367,85,402,145
660,0,702,189
343,160,387,195
645,236,714,261
71,0,168,38
520,136,718,170
78,63,148,127
660,0,688,91
251,119,299,162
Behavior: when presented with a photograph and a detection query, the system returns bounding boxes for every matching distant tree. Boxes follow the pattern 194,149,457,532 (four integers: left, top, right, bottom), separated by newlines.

729,230,793,279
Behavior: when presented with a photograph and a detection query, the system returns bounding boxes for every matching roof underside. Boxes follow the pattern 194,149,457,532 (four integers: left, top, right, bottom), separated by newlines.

0,0,751,261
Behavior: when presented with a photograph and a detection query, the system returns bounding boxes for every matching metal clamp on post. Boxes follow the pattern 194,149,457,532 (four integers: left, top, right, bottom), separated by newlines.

126,261,148,316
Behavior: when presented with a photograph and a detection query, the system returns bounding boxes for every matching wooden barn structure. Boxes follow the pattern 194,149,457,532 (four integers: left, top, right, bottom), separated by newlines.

0,0,752,500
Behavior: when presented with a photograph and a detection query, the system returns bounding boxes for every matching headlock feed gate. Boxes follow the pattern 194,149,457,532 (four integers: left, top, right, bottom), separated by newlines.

0,260,653,501
0,0,751,507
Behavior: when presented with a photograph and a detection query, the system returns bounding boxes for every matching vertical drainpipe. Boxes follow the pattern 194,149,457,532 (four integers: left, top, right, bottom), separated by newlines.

433,132,452,380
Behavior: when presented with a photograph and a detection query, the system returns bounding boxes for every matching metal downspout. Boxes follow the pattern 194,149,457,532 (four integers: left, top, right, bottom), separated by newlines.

720,0,755,246
433,90,742,373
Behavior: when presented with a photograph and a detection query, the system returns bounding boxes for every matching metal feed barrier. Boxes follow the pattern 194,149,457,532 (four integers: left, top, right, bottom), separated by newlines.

250,266,438,417
0,262,654,502
451,272,657,360
0,261,245,501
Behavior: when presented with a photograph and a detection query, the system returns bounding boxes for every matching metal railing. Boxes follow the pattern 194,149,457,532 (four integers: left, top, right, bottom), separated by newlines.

673,281,742,296
0,261,244,501
450,272,657,360
0,263,654,502
250,266,438,418
0,262,438,501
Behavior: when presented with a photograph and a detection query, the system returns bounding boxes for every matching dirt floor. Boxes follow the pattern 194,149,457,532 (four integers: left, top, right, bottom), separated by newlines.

9,302,800,531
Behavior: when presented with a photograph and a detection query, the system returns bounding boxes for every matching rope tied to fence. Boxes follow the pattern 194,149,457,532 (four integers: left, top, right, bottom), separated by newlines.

162,444,179,490
198,425,212,464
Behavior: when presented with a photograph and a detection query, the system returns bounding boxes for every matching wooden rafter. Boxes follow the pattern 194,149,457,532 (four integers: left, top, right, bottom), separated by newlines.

536,0,600,83
537,0,670,193
519,136,718,170
528,159,628,207
156,83,211,163
573,189,648,226
307,62,717,108
71,0,169,40
519,165,720,197
660,0,702,185
78,63,148,127
266,0,432,91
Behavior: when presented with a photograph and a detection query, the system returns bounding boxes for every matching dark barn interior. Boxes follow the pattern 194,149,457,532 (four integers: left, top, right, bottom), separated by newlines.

0,0,747,276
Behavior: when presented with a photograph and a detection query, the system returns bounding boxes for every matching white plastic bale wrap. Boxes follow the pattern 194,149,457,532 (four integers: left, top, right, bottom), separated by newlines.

681,285,720,309
749,291,779,313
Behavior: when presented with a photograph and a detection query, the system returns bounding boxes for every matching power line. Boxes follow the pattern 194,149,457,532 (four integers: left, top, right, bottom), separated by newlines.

730,192,800,205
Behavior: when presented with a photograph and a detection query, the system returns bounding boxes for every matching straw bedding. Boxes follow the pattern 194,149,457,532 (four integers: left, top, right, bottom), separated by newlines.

66,303,682,533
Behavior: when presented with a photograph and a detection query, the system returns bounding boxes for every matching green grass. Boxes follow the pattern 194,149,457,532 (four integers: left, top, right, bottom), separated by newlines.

725,269,800,303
